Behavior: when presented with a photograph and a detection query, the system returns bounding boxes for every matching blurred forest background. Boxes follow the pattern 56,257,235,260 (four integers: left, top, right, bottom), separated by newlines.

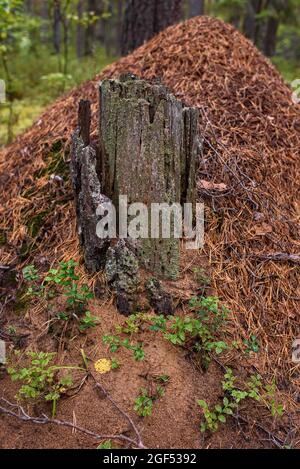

0,0,299,147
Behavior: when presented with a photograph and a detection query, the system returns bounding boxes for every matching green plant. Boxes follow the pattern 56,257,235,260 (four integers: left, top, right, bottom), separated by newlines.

97,440,113,449
7,325,17,335
22,264,39,282
149,314,167,332
197,397,235,433
134,379,168,417
122,339,145,361
198,368,284,434
243,334,260,354
264,382,284,417
79,311,99,331
64,283,93,311
102,334,145,361
134,388,154,417
116,314,140,335
7,351,82,417
22,260,94,331
163,304,228,369
189,296,229,331
102,334,121,353
193,267,211,290
155,374,170,384
111,358,120,370
22,264,42,297
44,260,79,287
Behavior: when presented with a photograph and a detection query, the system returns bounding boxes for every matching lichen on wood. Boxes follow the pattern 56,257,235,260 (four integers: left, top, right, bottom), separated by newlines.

70,102,110,272
99,75,200,280
71,76,200,314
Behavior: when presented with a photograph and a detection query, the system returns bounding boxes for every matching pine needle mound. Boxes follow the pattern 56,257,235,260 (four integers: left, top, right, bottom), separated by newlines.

1,16,300,391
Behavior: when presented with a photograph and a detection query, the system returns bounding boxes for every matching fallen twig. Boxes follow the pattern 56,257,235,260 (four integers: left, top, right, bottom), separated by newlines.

91,375,146,449
0,396,143,448
253,252,300,265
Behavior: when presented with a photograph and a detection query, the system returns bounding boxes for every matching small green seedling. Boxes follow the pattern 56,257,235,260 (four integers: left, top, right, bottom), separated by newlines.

134,379,168,417
22,260,95,332
243,334,260,354
22,265,42,297
198,368,284,434
22,265,39,282
8,351,82,417
198,397,235,433
102,334,145,361
155,374,170,384
79,311,99,331
193,267,211,289
134,388,154,417
97,440,113,449
111,358,120,370
122,339,145,361
102,335,121,353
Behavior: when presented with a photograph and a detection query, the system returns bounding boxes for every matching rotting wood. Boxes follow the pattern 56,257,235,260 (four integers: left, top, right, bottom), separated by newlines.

99,74,200,280
72,75,200,314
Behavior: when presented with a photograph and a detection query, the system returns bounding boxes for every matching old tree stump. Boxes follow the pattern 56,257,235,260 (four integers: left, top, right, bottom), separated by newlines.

71,75,200,315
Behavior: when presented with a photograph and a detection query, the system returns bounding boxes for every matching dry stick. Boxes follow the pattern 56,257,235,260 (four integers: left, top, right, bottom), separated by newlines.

0,397,140,448
91,375,146,449
253,252,300,265
231,413,285,449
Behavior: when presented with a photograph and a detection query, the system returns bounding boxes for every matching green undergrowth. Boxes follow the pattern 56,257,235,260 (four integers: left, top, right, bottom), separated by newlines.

4,260,285,443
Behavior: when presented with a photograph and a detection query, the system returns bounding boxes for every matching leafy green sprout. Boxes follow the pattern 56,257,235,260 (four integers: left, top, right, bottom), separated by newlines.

243,334,260,354
7,351,84,417
102,335,145,362
134,381,167,417
155,374,170,384
111,358,120,370
193,267,211,288
22,260,94,329
198,368,284,433
79,311,99,331
133,389,154,417
97,440,113,449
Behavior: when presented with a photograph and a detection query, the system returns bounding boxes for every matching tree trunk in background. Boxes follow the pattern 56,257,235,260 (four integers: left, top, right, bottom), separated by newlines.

243,0,263,43
103,0,114,56
53,0,61,54
263,15,279,56
116,0,124,53
40,0,49,43
76,0,85,58
85,0,97,55
121,0,183,56
188,0,205,17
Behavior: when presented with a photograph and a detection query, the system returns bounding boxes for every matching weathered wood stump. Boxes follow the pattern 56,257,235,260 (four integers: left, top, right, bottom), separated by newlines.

71,75,200,315
99,75,199,279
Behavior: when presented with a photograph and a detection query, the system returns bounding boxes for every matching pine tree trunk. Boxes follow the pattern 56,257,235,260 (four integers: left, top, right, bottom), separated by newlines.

243,0,263,44
53,0,61,54
85,0,97,55
121,0,183,56
263,15,279,57
188,0,205,17
76,0,85,58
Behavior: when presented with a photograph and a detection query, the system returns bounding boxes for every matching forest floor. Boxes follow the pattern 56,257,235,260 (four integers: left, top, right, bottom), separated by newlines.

0,16,300,449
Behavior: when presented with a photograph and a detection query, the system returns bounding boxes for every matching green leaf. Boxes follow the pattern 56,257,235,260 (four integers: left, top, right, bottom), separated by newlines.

218,414,226,423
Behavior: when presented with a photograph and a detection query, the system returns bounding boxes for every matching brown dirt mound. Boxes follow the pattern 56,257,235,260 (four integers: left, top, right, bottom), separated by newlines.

0,15,300,448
